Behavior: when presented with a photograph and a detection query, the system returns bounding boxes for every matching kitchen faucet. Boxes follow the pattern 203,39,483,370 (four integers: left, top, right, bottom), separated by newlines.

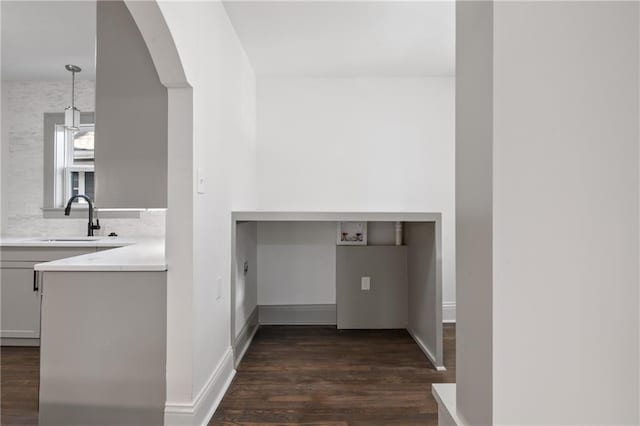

64,195,101,236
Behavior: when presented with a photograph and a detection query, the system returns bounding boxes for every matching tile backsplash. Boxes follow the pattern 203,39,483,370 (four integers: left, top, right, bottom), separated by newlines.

4,210,165,238
1,80,166,237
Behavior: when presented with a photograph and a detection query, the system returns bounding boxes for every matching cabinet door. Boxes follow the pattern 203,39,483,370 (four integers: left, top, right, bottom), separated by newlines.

1,268,41,338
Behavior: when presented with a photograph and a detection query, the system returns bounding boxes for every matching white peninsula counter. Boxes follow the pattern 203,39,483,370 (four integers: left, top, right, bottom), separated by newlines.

33,237,166,272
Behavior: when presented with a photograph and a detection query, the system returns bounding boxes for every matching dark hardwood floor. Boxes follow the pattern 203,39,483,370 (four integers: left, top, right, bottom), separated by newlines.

210,325,456,425
1,346,40,425
0,325,455,425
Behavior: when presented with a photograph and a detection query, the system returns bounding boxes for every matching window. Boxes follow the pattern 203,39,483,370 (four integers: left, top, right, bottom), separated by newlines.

54,123,95,205
44,112,101,212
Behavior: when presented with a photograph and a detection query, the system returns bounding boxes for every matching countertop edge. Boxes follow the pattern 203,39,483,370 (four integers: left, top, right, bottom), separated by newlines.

0,237,137,248
34,264,168,272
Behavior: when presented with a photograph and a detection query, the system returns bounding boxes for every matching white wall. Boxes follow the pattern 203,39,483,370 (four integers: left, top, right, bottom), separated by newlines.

455,1,494,424
455,3,640,424
491,2,639,424
367,221,396,246
256,77,456,311
256,220,409,307
235,221,257,336
153,0,257,413
406,222,440,366
0,80,165,237
257,221,336,305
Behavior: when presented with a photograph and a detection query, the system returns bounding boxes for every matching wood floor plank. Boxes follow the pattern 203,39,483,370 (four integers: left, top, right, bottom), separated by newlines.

1,346,40,426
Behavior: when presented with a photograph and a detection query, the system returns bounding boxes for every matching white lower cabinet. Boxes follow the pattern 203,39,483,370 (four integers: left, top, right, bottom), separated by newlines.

0,247,96,345
0,264,41,339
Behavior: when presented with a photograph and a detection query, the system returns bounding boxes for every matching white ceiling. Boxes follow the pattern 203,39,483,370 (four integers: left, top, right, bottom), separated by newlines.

223,1,455,77
1,1,96,81
1,1,454,80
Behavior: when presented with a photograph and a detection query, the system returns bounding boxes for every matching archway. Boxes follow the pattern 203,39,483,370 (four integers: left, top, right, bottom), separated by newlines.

124,0,195,418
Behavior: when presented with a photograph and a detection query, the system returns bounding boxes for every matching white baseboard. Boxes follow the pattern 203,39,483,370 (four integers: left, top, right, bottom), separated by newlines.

234,307,259,367
443,302,456,323
258,304,337,325
164,347,235,426
407,327,446,371
1,338,40,346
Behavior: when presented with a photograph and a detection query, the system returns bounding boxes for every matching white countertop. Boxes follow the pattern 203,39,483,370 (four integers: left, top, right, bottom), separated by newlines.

232,211,441,223
1,236,166,272
0,236,136,248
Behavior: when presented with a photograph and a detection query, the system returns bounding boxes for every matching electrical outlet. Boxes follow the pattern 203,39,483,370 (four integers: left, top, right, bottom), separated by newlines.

361,276,370,291
216,276,222,300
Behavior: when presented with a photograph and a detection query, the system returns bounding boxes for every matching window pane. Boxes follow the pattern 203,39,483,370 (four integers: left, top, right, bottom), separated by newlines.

71,171,79,197
54,124,67,207
85,172,95,201
72,127,94,165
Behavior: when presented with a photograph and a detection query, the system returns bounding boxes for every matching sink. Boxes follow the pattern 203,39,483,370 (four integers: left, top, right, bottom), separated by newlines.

32,237,103,242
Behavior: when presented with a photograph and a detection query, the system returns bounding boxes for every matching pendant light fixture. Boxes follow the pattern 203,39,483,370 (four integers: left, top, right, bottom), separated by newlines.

64,64,82,130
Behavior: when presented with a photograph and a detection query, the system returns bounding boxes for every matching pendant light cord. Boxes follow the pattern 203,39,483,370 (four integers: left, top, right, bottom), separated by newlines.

71,70,75,109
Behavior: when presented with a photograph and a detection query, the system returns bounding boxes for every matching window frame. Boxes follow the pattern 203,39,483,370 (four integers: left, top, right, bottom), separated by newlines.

43,112,95,210
61,122,95,204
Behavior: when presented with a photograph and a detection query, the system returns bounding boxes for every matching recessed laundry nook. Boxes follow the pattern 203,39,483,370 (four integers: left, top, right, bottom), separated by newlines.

230,212,445,371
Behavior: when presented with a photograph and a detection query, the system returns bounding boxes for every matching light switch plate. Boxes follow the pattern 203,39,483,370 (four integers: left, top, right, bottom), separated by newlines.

361,276,371,291
197,168,205,194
